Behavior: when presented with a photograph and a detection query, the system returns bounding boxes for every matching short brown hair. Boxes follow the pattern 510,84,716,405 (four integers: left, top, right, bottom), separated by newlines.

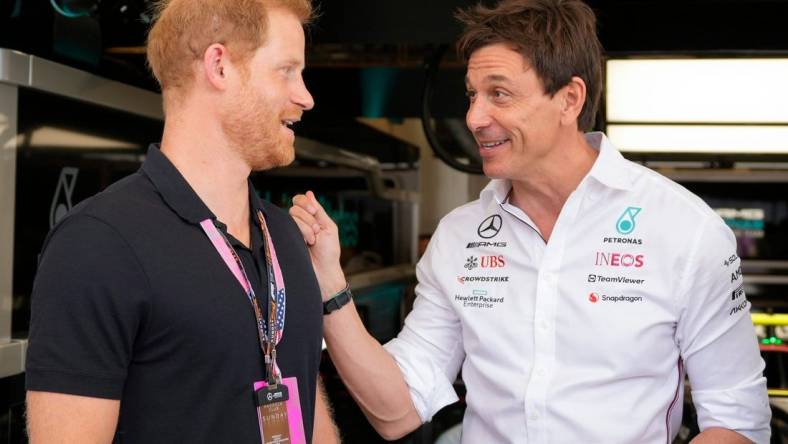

457,0,602,131
147,0,312,94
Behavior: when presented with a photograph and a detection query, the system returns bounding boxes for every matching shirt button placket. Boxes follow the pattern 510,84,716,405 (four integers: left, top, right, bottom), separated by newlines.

526,271,557,442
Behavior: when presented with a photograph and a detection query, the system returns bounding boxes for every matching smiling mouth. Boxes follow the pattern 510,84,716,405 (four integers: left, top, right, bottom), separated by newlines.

281,119,296,129
479,139,509,149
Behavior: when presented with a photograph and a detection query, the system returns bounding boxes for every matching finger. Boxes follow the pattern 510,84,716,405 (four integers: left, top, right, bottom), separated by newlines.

305,191,336,228
290,206,323,239
289,209,317,245
289,205,321,232
292,193,317,215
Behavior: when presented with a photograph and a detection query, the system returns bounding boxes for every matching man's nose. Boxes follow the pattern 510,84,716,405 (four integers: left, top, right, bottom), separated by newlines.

466,99,492,133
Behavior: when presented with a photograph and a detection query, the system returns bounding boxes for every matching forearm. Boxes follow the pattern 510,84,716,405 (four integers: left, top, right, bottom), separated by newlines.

690,427,752,444
26,391,120,444
289,192,422,438
323,302,422,439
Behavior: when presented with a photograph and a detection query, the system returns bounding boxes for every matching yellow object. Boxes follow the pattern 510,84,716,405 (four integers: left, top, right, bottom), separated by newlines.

768,389,788,397
752,313,788,326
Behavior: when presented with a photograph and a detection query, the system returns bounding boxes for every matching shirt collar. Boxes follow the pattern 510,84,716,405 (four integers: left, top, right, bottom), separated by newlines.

584,131,633,191
479,132,631,206
141,144,267,225
480,178,512,207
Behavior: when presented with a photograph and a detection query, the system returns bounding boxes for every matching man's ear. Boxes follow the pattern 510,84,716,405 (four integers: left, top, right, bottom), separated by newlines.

560,76,587,126
202,43,230,91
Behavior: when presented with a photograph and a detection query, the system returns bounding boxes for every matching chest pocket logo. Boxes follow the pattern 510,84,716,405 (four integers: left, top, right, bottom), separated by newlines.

478,214,503,239
616,207,641,235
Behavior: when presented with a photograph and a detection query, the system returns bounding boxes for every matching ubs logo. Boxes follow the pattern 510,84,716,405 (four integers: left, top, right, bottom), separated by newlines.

465,255,506,270
478,215,503,239
480,255,506,268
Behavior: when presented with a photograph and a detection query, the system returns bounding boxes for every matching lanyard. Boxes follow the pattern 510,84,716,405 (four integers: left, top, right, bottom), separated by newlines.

200,210,286,384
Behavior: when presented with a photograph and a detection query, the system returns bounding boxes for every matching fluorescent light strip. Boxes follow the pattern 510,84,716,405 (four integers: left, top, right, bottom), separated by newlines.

607,124,788,153
25,127,138,150
606,59,788,124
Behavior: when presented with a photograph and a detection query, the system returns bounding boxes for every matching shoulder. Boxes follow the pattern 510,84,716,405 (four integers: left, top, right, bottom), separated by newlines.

623,161,735,271
437,199,487,234
626,161,724,231
60,170,159,230
46,172,146,245
39,170,165,277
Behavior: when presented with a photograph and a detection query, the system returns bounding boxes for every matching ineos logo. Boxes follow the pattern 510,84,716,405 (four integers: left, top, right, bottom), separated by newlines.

477,215,503,239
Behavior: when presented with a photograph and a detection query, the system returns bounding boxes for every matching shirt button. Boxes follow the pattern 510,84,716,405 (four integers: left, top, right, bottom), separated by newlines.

537,368,546,377
538,320,549,330
530,411,540,421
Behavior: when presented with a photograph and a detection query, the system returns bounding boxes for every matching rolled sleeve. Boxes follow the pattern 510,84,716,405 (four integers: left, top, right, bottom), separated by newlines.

383,229,464,422
25,214,150,399
677,217,770,442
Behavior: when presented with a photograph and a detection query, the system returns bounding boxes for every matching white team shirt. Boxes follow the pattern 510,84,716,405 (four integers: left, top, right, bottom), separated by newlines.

385,132,770,443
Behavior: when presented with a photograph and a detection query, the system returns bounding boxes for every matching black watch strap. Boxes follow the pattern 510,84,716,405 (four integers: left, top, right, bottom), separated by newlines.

323,285,353,315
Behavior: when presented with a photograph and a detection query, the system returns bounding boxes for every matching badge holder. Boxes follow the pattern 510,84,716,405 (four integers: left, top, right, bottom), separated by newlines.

254,377,305,444
200,216,304,444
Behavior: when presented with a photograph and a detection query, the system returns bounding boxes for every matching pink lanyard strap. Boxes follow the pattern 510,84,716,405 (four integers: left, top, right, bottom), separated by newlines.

200,210,286,382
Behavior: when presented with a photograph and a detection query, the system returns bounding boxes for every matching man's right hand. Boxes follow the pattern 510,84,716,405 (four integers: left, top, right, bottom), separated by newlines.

291,192,423,440
289,191,347,300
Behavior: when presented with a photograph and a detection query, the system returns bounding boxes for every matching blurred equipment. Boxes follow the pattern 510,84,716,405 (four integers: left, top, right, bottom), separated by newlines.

0,47,162,442
603,54,788,444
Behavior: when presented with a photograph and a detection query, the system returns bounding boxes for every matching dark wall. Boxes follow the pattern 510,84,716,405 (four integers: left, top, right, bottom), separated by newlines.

3,0,788,117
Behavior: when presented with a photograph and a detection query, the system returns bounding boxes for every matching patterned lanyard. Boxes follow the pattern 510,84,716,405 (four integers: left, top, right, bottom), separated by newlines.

200,210,286,383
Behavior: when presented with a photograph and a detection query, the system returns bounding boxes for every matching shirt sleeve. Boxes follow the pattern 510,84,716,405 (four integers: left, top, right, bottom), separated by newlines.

384,226,464,422
676,217,771,443
25,214,150,400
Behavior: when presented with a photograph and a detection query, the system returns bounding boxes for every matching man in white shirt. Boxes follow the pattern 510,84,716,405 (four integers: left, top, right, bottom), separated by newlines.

290,0,771,442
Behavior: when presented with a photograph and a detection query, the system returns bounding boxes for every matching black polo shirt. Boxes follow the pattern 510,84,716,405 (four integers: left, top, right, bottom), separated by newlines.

26,145,323,443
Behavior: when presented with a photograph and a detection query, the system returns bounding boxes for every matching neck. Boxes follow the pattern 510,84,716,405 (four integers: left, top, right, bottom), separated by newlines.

508,131,598,240
510,131,597,210
159,107,252,245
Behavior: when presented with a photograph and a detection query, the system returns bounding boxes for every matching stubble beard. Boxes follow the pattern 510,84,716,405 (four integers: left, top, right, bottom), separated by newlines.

221,85,295,172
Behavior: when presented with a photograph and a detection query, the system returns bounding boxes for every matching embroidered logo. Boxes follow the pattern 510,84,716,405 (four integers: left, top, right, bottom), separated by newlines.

616,207,641,235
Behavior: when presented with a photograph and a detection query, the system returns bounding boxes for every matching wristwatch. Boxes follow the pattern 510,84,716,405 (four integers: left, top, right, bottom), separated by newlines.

323,285,353,315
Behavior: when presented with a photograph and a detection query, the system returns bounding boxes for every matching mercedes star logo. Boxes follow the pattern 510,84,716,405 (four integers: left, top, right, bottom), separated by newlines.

477,214,503,239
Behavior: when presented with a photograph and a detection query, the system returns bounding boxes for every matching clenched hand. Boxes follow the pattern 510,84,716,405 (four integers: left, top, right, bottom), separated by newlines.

289,191,347,300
